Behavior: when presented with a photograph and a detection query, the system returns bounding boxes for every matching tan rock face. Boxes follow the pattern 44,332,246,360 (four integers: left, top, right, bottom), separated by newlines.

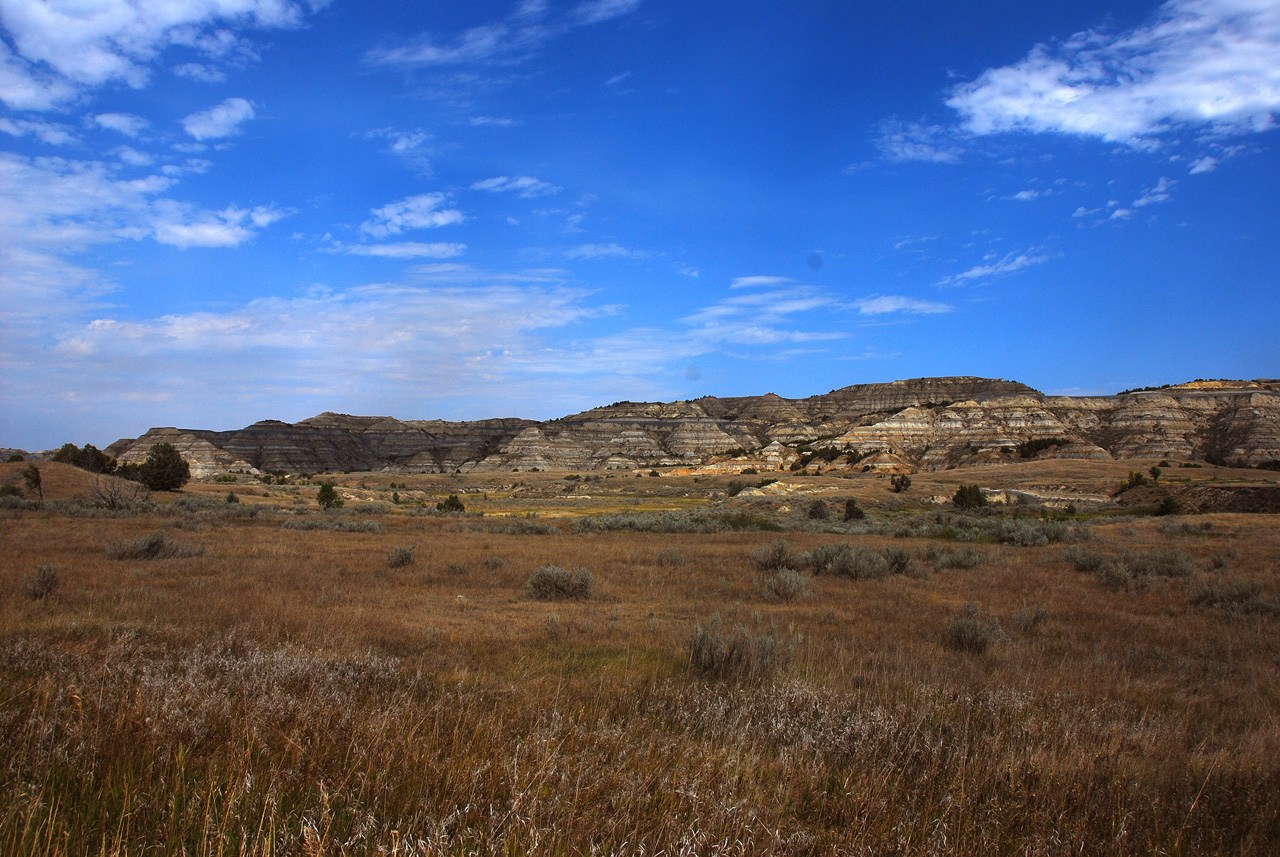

106,377,1280,476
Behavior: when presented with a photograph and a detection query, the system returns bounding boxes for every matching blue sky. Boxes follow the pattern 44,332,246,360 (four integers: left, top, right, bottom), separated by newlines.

1,0,1277,450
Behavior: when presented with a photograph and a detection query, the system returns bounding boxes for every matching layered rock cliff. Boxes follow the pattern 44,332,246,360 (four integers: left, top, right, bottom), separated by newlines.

105,376,1280,476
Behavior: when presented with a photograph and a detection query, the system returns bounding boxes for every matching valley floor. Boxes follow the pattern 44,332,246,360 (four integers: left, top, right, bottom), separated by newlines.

2,461,1278,855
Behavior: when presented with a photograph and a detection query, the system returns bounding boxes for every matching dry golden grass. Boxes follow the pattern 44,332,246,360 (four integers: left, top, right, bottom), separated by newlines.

1,461,1279,854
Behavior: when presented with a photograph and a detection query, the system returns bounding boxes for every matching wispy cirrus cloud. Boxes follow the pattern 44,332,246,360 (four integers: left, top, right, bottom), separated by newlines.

853,296,952,315
947,0,1280,145
939,250,1051,285
729,275,794,289
563,242,644,260
366,0,642,69
331,241,467,259
471,175,562,197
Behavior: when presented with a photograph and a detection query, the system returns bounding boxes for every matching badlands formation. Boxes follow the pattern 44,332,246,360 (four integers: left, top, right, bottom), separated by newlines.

104,376,1280,478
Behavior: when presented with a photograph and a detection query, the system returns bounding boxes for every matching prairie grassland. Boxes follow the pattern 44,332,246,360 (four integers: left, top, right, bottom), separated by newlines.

1,466,1279,854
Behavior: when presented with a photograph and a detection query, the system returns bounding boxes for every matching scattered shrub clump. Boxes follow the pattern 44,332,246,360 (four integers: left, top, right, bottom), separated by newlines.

387,545,415,568
943,603,1004,654
748,539,806,572
924,544,987,570
890,474,912,493
807,542,854,575
1010,603,1050,634
106,530,204,561
1158,518,1214,536
1154,497,1181,516
525,565,595,600
1070,547,1196,590
655,547,687,567
23,564,59,600
843,498,865,521
1062,545,1105,573
1191,578,1279,616
806,499,830,520
280,518,382,533
755,568,811,602
882,546,925,578
687,613,797,681
482,555,505,570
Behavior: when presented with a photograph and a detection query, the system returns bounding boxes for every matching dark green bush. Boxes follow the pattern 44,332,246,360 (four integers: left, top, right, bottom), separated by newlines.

952,484,987,509
436,494,466,513
316,482,343,509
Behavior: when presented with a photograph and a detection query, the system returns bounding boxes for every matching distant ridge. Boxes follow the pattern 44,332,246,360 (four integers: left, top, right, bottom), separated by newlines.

99,376,1279,477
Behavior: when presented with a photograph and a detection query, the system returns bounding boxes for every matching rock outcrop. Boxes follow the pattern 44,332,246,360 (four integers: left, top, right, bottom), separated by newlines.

104,376,1280,476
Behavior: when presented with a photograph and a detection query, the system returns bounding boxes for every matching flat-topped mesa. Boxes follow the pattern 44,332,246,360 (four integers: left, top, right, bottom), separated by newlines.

101,376,1280,476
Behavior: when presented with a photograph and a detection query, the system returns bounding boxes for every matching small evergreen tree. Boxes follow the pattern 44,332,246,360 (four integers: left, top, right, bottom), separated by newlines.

22,464,42,507
437,494,465,513
844,498,866,521
890,474,912,493
138,443,189,491
953,484,988,509
316,481,342,509
1149,465,1162,484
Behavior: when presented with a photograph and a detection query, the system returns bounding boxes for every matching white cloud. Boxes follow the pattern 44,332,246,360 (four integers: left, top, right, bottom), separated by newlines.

873,119,962,163
680,285,846,346
572,0,642,26
471,175,562,197
853,296,952,315
469,115,517,127
1006,188,1048,201
367,0,642,68
360,194,464,238
172,62,228,83
563,242,642,259
364,127,433,173
0,116,77,145
150,201,290,248
1134,176,1175,206
182,97,255,140
93,113,149,137
941,250,1051,284
0,0,324,110
730,275,794,289
947,0,1280,145
1188,155,1219,173
336,242,467,259
114,145,155,167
